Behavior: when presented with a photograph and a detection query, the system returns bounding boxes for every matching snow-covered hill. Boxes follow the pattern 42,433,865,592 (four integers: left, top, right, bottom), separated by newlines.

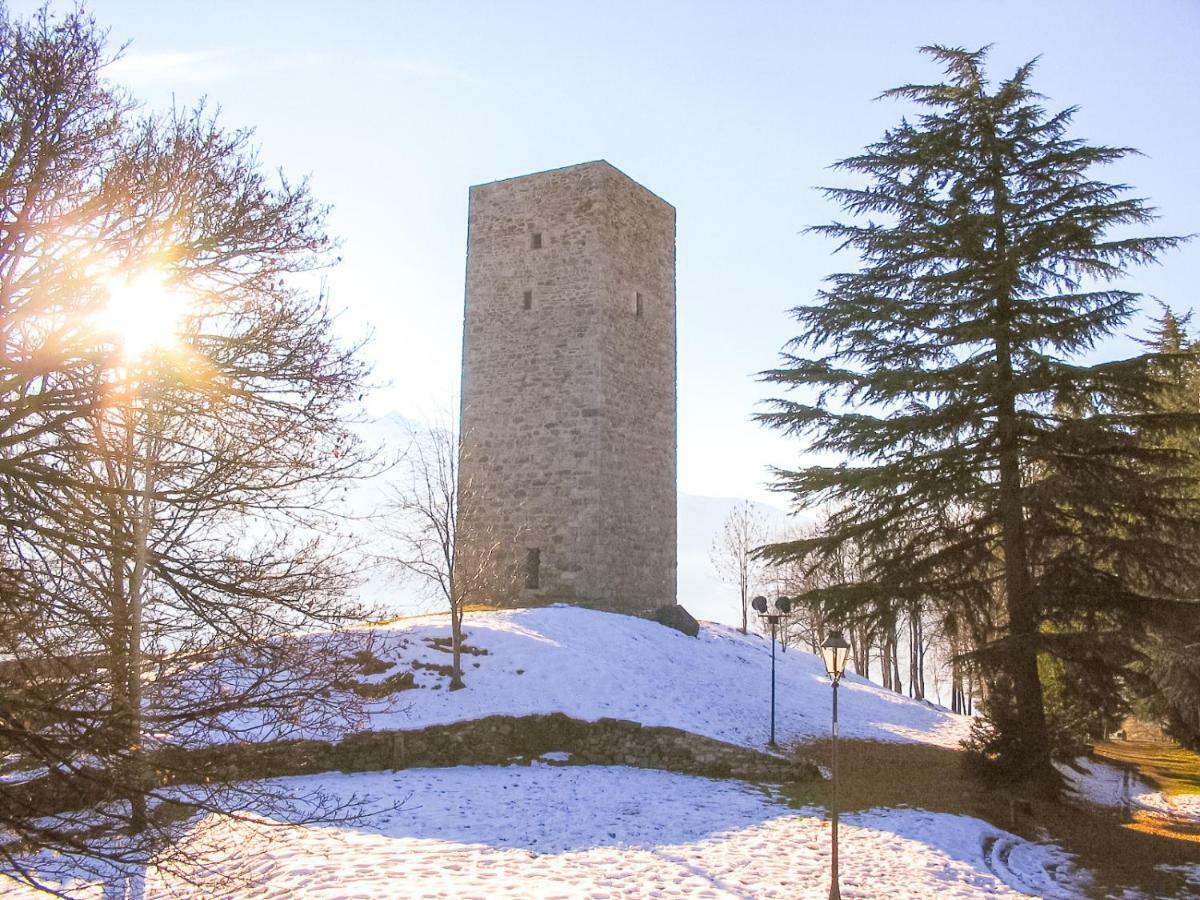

333,605,969,750
7,607,1129,898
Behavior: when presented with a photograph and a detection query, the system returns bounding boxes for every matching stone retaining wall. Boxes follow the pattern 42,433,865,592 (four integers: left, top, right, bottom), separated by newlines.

6,714,819,817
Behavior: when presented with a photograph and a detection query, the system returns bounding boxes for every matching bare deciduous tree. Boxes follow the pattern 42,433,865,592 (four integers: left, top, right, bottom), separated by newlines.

380,417,516,690
710,501,770,634
0,6,380,890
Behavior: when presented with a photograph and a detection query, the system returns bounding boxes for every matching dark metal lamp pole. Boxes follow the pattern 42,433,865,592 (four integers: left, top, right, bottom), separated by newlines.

821,629,851,900
752,595,792,749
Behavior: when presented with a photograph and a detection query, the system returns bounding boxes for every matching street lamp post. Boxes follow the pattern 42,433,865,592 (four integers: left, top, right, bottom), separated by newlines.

821,629,851,900
751,595,792,748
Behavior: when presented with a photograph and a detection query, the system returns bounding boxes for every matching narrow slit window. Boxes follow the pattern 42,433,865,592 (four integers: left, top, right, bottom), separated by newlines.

635,292,644,318
525,548,540,589
530,232,543,250
523,290,533,310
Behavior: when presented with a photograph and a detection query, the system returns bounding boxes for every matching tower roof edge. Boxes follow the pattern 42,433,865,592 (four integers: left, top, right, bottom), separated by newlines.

469,160,674,210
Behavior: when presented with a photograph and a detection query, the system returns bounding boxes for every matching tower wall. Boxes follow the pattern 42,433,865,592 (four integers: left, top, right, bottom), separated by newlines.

457,161,676,612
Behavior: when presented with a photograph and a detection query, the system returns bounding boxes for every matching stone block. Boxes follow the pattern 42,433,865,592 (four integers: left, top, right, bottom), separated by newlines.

655,604,700,637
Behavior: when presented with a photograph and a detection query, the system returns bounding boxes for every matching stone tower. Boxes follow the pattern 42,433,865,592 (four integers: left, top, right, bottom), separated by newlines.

456,161,676,613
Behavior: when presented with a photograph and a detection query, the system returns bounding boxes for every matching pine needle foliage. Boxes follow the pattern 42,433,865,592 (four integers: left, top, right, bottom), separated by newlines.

1130,310,1200,749
759,45,1198,793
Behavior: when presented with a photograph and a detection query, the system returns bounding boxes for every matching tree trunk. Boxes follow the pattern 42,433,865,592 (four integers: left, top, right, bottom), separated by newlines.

987,126,1055,793
739,565,748,635
108,543,146,831
908,615,917,699
908,611,925,701
124,402,158,832
892,632,902,695
996,396,1052,786
449,600,465,690
883,638,892,696
99,411,148,833
853,625,871,679
917,618,927,700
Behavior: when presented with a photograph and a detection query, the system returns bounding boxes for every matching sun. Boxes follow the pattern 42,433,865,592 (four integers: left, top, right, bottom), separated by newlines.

98,269,190,358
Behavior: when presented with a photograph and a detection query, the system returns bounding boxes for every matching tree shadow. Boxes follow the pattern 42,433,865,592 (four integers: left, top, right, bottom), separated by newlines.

16,758,1182,897
275,765,793,852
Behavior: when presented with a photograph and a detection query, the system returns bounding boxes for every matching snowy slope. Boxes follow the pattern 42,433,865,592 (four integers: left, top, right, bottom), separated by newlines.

1059,756,1200,825
8,766,1088,898
332,605,970,750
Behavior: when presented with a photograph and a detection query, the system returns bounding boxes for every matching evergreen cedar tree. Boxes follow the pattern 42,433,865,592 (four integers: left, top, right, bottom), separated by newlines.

759,45,1200,793
1132,311,1200,750
1,5,375,881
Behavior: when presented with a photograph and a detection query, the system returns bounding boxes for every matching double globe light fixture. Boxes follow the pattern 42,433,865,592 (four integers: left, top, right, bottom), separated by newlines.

750,594,792,747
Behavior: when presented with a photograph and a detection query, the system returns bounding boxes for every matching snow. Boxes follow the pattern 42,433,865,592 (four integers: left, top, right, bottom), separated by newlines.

327,605,971,751
1,609,1025,896
0,765,46,784
1058,756,1150,808
1158,863,1200,894
1058,756,1200,825
5,765,1088,898
1138,788,1200,823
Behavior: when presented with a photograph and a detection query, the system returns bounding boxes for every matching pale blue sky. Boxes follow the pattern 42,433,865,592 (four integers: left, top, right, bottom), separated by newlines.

22,0,1200,505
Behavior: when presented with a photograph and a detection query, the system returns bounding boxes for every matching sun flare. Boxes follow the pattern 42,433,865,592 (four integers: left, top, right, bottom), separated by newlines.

99,269,190,358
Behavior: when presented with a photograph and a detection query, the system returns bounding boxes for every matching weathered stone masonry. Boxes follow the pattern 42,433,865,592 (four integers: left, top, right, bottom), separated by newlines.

457,161,677,612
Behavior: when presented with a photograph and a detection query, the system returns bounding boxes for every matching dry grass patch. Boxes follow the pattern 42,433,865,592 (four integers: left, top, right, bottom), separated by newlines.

784,739,1199,899
360,604,503,628
1092,739,1200,846
1095,739,1200,797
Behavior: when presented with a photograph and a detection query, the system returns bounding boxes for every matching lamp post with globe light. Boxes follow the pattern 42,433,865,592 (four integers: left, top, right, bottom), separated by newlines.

821,629,851,900
751,594,792,748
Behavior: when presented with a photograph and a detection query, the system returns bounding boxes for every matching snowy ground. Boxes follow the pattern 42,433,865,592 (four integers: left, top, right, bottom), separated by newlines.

7,765,1089,898
1059,755,1200,825
282,605,971,751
